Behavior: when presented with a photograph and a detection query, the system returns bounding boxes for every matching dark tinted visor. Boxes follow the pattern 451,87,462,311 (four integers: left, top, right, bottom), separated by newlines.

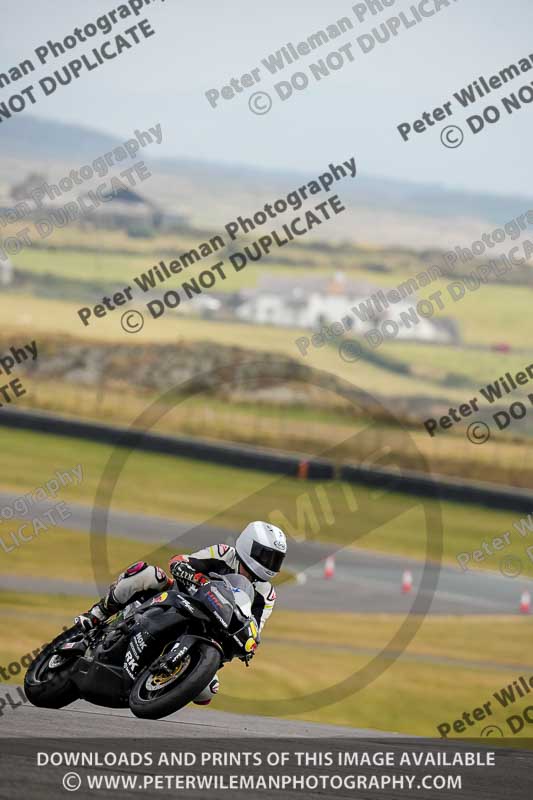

250,541,285,573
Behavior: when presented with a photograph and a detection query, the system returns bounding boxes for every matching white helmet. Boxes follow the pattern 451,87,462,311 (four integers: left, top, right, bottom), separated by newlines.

236,521,287,582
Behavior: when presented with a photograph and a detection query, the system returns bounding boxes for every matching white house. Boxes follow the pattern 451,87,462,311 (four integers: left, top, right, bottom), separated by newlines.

235,273,458,344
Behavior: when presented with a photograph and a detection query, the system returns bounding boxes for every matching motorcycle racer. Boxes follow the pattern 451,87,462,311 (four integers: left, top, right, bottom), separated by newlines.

75,521,287,704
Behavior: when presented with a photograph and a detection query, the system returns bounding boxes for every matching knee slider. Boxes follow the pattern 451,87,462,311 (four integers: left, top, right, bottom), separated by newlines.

124,561,148,577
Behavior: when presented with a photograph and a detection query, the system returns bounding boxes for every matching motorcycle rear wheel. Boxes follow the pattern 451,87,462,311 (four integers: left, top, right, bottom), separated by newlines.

129,642,221,720
24,626,81,708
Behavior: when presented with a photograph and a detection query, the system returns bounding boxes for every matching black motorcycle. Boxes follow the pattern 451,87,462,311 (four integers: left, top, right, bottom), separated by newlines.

24,573,259,720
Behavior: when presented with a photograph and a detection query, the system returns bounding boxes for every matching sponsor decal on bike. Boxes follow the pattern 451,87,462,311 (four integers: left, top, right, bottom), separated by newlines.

210,586,232,607
124,650,138,680
151,592,168,604
169,644,188,664
245,637,257,653
178,597,195,613
209,608,228,628
130,632,146,657
206,591,222,608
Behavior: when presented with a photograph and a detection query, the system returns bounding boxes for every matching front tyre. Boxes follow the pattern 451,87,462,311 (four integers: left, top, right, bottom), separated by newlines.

129,642,221,720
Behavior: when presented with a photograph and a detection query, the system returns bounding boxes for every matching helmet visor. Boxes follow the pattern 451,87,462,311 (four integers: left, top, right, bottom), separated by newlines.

250,540,285,574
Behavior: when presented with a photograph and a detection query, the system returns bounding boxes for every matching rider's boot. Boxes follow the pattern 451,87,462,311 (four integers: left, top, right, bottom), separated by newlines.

193,676,220,706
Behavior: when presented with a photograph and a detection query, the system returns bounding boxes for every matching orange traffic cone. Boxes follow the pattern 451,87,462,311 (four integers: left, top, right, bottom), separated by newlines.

401,570,413,594
324,556,335,580
520,591,531,614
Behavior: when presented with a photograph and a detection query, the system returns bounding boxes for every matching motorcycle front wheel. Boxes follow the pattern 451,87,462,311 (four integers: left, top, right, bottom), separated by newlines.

129,642,221,720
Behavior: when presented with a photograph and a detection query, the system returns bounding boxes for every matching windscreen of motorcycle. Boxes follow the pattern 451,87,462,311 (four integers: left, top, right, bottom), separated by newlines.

198,579,237,628
224,573,254,619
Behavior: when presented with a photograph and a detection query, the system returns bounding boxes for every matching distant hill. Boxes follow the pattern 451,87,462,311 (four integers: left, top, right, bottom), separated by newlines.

158,155,533,226
1,115,532,246
0,115,120,161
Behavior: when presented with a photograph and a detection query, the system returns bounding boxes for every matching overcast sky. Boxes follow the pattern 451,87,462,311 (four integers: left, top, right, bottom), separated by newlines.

2,0,532,197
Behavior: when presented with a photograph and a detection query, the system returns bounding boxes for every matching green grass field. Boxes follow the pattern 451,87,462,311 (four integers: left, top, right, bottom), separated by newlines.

1,290,528,408
0,427,532,575
14,247,328,294
10,227,531,350
378,340,532,392
2,212,531,742
402,276,532,349
3,279,531,409
7,348,531,488
1,590,531,737
6,223,532,476
0,526,175,583
15,249,151,284
7,221,431,270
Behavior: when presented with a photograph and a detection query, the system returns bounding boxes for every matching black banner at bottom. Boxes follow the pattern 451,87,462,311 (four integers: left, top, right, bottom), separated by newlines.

0,737,531,800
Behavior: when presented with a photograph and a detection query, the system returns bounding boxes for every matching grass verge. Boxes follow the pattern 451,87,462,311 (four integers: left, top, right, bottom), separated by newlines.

1,593,531,738
18,376,532,488
1,427,532,574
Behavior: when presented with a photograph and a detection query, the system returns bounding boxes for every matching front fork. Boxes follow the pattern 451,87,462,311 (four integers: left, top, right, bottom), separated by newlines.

121,607,189,690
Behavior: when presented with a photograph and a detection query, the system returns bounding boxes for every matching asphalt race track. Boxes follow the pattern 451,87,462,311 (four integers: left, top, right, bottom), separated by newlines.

0,683,388,739
1,492,532,798
1,490,532,615
0,685,530,800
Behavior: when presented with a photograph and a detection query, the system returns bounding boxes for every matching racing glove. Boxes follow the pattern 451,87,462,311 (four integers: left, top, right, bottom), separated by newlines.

75,601,107,631
171,561,209,587
75,612,101,632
